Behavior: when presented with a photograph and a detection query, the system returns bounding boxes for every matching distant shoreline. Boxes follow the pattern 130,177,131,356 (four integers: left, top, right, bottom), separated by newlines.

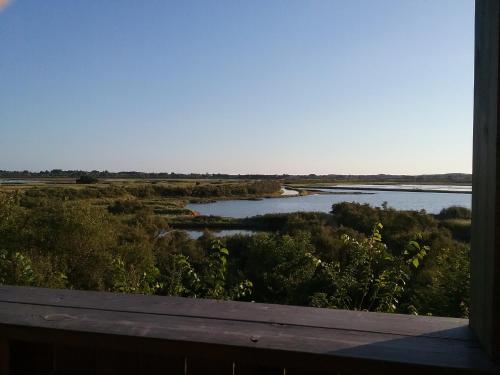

0,171,472,186
289,186,472,195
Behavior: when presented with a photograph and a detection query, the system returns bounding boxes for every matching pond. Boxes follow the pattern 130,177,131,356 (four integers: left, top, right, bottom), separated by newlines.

187,187,472,218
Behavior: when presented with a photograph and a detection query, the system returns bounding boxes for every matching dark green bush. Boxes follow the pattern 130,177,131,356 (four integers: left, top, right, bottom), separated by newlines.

76,175,99,184
436,206,471,220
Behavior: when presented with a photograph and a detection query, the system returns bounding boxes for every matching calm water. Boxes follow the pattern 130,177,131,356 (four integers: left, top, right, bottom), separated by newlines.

186,229,258,239
187,188,471,218
319,184,471,192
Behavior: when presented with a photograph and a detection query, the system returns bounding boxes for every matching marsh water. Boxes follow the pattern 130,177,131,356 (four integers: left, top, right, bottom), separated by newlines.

187,186,472,218
186,229,260,239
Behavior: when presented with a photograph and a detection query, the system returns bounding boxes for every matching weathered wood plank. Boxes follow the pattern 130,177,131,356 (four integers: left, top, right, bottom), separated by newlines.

0,300,497,374
0,285,470,340
471,0,500,361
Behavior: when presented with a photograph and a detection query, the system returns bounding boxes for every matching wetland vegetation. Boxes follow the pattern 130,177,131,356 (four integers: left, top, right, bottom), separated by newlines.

0,176,471,318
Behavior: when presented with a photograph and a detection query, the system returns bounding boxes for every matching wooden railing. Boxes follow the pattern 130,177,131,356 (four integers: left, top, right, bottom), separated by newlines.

0,285,498,374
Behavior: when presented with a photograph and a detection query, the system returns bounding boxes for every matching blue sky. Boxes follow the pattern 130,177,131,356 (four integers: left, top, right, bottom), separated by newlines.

0,0,474,174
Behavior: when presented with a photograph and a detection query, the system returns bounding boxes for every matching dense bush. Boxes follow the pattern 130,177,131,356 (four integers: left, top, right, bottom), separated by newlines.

108,199,148,214
76,175,98,184
440,219,471,243
436,206,471,220
309,225,426,312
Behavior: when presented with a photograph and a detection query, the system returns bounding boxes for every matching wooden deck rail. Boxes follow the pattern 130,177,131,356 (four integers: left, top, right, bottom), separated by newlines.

0,285,499,375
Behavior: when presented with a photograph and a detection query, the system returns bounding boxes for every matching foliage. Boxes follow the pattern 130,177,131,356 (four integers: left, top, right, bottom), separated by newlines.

110,257,161,294
437,206,471,220
236,232,321,305
0,249,35,286
108,199,147,215
76,175,98,184
158,253,200,296
22,180,282,202
310,224,426,312
409,244,470,317
439,219,471,243
197,240,253,299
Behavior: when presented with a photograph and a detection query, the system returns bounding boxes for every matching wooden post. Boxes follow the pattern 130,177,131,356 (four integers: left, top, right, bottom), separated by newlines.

471,0,500,361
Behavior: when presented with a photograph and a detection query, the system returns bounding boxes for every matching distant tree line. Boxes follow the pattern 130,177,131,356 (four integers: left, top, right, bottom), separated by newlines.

0,169,472,184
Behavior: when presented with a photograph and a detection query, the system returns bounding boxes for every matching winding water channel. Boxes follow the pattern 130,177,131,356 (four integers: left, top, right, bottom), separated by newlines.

187,185,472,219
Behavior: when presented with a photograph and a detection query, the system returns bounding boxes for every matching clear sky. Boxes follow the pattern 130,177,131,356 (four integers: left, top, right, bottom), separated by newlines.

0,0,474,175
